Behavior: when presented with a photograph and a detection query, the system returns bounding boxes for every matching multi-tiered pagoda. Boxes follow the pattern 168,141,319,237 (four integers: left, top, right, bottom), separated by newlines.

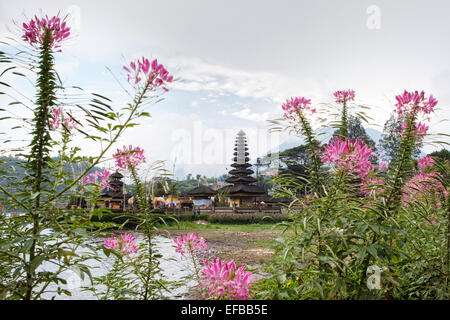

98,170,130,212
220,130,266,206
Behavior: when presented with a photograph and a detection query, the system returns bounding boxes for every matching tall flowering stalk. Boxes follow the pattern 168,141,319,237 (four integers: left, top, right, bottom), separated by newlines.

281,96,324,196
98,233,138,299
357,90,438,299
113,58,172,300
20,14,70,300
333,90,355,138
174,233,208,280
385,90,437,213
113,145,147,212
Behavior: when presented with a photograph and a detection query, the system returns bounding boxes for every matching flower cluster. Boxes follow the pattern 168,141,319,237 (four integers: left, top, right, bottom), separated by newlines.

333,90,355,104
418,156,435,170
124,57,173,91
395,90,437,115
49,108,77,132
321,136,373,178
401,121,428,140
199,259,253,300
425,216,438,226
173,232,208,256
281,96,315,120
361,176,384,197
22,15,70,50
104,233,138,256
80,170,110,189
402,171,448,207
49,108,61,130
113,145,146,170
378,161,387,170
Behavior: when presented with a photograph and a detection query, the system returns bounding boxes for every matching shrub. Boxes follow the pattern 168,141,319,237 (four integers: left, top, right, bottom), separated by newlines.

207,213,290,224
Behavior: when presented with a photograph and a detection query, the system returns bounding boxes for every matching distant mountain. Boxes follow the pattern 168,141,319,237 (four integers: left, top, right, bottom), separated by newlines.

0,156,105,191
261,126,384,157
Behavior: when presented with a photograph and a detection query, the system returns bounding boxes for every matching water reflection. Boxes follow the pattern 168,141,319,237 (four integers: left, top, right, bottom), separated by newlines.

39,234,196,300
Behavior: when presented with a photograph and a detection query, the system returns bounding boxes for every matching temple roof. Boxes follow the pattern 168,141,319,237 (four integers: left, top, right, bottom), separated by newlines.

219,184,266,195
228,168,254,175
100,190,124,198
230,163,252,168
111,170,124,179
187,185,217,196
225,176,257,184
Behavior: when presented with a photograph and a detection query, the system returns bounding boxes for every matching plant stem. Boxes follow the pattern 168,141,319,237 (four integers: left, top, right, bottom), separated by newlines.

25,29,56,300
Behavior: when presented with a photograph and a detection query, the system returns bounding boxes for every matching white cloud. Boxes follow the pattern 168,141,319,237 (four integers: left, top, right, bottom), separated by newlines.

165,55,323,104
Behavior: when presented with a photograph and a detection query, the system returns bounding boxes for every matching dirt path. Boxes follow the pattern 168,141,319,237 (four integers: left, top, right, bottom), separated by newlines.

157,229,280,266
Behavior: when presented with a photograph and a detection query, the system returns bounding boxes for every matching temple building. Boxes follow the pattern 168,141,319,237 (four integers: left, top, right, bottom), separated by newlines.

219,130,266,206
187,185,217,208
97,170,130,212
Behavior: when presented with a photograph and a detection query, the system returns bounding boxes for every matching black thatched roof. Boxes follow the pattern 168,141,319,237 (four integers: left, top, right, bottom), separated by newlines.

100,190,124,198
179,191,190,197
230,163,252,168
225,176,257,184
219,184,265,195
187,185,217,196
228,168,254,175
110,171,123,179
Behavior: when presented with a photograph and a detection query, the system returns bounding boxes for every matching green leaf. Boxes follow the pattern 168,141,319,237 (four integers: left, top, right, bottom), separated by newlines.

91,93,112,102
367,244,377,259
22,239,34,252
72,228,88,237
30,255,46,273
0,66,16,78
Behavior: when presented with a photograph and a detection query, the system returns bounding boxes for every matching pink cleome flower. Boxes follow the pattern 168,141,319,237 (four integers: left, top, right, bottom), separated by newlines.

333,90,355,104
321,136,373,178
123,57,173,91
281,96,315,120
395,90,437,115
48,108,78,132
361,176,384,197
22,15,70,50
104,233,138,256
80,169,111,189
200,258,254,300
378,161,387,170
173,232,208,256
49,108,61,130
425,216,438,226
401,121,428,140
418,156,435,170
402,171,448,206
62,113,77,131
113,145,146,170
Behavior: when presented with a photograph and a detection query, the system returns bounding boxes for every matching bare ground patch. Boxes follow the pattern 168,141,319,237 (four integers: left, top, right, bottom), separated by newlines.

157,229,279,265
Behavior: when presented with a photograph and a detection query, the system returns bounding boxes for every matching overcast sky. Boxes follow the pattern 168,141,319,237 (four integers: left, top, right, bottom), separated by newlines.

0,0,449,177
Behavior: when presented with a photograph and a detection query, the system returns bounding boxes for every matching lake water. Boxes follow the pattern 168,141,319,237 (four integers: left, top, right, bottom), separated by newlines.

39,234,196,300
